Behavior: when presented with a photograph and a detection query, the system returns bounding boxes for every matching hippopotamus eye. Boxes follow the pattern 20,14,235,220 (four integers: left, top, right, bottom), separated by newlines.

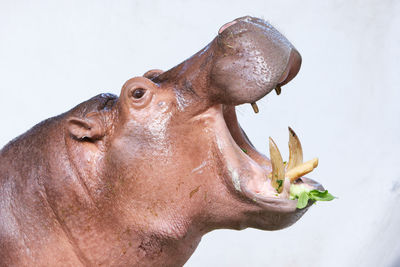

132,88,146,99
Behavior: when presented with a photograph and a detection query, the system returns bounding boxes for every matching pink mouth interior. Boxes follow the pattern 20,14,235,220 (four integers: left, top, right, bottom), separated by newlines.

220,105,317,202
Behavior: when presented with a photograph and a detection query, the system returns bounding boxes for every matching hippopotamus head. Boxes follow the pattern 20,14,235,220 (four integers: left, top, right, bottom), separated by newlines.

1,16,323,266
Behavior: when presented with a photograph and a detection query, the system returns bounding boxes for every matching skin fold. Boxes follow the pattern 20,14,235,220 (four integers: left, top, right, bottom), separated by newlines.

0,16,317,266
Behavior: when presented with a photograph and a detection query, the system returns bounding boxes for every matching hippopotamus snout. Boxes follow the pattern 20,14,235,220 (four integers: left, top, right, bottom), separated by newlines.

153,16,301,107
211,16,302,104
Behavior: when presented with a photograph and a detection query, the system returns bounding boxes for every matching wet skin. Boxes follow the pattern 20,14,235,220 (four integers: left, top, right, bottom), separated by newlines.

0,16,320,266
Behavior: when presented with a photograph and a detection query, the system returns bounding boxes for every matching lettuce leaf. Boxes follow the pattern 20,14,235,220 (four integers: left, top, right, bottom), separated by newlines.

297,191,310,209
290,184,335,209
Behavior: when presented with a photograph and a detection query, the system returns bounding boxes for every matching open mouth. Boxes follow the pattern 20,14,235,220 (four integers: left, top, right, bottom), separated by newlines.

213,59,324,213
220,103,324,212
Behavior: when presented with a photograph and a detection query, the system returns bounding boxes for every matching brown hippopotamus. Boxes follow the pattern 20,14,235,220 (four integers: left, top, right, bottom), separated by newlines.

0,16,322,266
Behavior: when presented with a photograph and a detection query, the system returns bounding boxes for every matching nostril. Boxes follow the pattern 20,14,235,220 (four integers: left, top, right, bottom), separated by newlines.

278,49,302,86
218,20,238,34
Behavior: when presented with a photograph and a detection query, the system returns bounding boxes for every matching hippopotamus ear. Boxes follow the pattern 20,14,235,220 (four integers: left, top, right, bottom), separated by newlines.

143,69,163,80
67,112,105,141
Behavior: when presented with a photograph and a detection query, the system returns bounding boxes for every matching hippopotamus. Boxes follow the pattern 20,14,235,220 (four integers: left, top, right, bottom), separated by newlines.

0,16,322,266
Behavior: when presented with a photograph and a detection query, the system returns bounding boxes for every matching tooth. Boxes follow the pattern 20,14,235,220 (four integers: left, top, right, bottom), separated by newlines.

275,85,282,95
286,158,319,182
269,137,285,193
251,102,259,113
287,127,303,171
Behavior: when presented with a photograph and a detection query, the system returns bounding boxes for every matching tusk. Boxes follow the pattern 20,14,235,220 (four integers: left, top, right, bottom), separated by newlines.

286,158,319,183
251,102,259,113
275,85,282,95
287,127,303,170
269,137,285,193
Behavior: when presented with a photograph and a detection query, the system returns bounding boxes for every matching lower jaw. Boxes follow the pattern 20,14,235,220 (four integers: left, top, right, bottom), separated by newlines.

219,104,322,210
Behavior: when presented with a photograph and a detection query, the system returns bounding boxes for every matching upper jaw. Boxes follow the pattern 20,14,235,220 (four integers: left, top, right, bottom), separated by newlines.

210,16,302,105
151,16,301,108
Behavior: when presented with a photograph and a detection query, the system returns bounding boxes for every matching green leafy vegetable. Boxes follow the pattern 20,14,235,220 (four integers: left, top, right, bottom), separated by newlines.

297,191,310,209
241,148,248,154
276,179,283,190
290,184,335,209
308,190,335,201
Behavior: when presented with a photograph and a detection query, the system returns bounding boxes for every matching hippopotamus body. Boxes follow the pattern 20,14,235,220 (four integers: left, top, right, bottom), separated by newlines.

0,16,319,266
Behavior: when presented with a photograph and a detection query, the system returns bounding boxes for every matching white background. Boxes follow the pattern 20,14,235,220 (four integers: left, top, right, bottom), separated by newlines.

1,1,399,266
